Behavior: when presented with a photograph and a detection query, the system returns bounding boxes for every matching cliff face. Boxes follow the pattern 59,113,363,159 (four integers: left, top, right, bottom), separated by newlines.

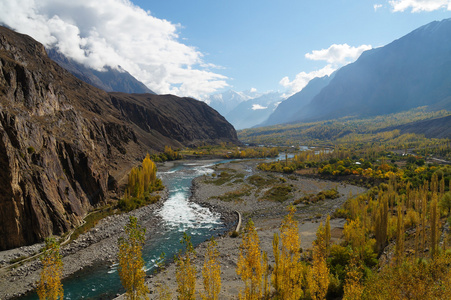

0,26,238,250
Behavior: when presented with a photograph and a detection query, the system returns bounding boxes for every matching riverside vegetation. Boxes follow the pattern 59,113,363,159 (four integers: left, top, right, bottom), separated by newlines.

34,130,451,299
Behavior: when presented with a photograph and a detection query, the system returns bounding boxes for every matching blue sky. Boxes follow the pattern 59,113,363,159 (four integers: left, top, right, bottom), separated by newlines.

1,0,450,99
135,0,451,95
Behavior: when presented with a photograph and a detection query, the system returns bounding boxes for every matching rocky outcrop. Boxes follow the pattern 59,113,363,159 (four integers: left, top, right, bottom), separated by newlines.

0,26,238,250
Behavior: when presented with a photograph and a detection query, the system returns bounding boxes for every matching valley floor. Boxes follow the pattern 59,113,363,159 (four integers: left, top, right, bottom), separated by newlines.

0,159,365,300
125,159,366,299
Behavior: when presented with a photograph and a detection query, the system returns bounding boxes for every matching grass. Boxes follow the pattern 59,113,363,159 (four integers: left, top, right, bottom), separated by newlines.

70,206,118,242
9,255,28,264
247,174,279,187
260,184,293,202
214,186,252,202
294,188,340,205
205,169,244,186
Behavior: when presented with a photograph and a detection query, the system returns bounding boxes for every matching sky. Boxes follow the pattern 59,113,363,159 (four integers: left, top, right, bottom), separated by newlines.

0,0,450,100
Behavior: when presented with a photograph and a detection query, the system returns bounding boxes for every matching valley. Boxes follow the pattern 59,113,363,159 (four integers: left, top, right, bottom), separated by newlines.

0,5,451,300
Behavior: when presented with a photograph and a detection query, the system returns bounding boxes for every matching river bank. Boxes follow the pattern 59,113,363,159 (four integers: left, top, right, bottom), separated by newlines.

0,159,229,299
135,159,366,299
0,188,168,300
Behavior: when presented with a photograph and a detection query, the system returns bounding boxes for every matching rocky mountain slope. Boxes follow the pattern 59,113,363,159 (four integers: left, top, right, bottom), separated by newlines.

267,18,451,124
0,26,238,250
381,114,451,139
47,48,155,94
261,75,332,126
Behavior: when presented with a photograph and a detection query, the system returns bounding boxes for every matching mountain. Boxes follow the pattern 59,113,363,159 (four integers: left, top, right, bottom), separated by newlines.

206,90,282,129
381,115,451,139
0,26,238,250
206,89,259,117
225,92,283,130
276,18,451,124
262,75,333,126
47,48,155,94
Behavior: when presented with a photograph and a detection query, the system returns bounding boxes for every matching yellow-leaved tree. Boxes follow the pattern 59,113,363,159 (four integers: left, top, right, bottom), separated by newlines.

201,238,221,300
37,237,64,300
118,216,149,300
272,205,304,300
236,219,266,300
307,222,330,300
176,233,197,300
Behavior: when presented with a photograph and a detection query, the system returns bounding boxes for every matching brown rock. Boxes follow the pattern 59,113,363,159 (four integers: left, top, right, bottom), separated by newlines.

0,26,238,250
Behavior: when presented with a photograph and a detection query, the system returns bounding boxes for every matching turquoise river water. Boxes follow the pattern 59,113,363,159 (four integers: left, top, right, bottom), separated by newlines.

19,159,232,299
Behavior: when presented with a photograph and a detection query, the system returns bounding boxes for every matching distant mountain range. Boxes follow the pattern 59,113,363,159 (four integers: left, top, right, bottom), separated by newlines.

263,18,451,125
206,90,282,129
47,48,155,94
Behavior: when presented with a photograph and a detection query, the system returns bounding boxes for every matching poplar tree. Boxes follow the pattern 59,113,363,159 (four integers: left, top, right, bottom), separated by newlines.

272,205,303,300
37,238,64,300
307,223,329,300
325,215,331,256
395,202,404,264
201,238,221,300
118,216,149,300
430,194,439,258
236,219,265,300
176,233,197,300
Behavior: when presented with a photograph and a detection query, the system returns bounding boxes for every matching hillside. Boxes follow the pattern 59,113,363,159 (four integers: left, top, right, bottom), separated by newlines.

0,26,238,250
261,75,332,126
381,114,451,139
268,18,451,124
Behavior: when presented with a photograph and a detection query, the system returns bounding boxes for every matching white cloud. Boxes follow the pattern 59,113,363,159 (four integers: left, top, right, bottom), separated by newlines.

279,64,336,97
389,0,451,12
250,87,257,93
374,4,383,11
305,43,372,65
280,43,372,96
0,0,228,99
251,104,268,110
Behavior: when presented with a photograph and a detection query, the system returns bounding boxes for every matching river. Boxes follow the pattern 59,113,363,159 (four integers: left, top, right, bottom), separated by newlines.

20,159,232,299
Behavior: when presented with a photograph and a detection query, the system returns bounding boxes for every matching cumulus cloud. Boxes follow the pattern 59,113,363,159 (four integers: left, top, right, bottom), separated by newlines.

305,43,372,65
280,43,372,96
389,0,451,12
374,4,383,11
279,65,336,97
0,0,228,99
251,104,267,110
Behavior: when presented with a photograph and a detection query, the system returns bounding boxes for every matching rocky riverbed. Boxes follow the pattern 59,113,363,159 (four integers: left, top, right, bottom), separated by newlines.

0,158,366,299
0,189,167,299
128,159,366,299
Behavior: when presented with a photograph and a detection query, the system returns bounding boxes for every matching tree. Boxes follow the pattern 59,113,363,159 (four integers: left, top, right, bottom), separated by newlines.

176,233,197,300
430,194,439,258
342,257,363,300
201,238,221,300
37,238,64,300
325,215,331,256
118,216,149,300
395,202,404,264
272,205,303,300
440,192,451,215
307,223,330,300
237,219,265,300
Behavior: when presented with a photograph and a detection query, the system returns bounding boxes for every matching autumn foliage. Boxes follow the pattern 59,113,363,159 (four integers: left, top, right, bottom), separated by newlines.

118,216,149,300
236,219,266,300
37,238,64,300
